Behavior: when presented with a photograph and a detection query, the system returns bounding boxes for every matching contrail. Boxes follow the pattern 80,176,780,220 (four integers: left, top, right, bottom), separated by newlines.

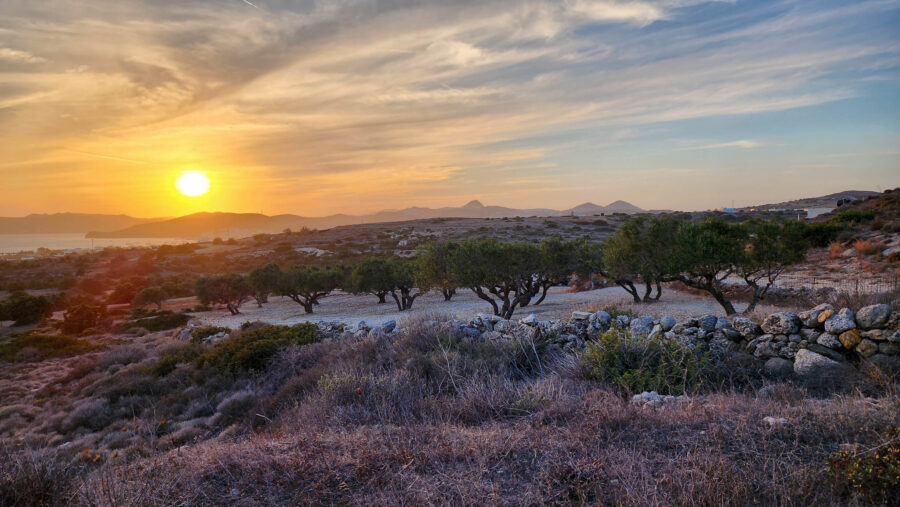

241,0,260,9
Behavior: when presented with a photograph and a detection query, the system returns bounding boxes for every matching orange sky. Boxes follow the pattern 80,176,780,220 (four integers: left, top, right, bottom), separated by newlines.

1,0,898,218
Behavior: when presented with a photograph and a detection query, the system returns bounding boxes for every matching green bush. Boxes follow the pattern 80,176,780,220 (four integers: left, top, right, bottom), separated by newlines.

0,291,53,326
828,210,876,225
153,342,204,376
600,305,635,319
0,334,101,362
190,326,231,343
196,323,319,375
128,312,190,332
803,223,844,247
581,329,709,396
827,426,900,504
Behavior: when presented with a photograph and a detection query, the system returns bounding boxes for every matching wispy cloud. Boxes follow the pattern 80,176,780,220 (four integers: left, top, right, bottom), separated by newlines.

0,0,897,215
684,140,761,150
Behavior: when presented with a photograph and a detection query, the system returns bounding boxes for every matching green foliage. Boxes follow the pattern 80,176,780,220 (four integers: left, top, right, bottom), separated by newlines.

827,426,900,504
802,223,844,247
828,210,876,225
128,311,190,332
0,333,101,362
196,323,319,375
581,329,709,396
153,342,204,376
416,242,460,297
61,303,107,334
277,265,342,313
132,286,168,309
196,274,252,315
190,326,231,343
0,291,53,326
248,263,282,303
600,305,635,319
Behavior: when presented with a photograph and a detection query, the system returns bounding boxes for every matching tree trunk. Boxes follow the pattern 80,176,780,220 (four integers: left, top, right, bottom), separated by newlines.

533,283,551,305
442,288,455,301
226,303,240,315
302,301,314,314
642,281,653,302
377,292,387,304
471,287,500,316
652,280,662,301
390,291,403,312
618,281,641,303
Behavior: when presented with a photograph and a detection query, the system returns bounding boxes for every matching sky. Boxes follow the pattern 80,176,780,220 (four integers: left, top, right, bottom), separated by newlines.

0,0,898,218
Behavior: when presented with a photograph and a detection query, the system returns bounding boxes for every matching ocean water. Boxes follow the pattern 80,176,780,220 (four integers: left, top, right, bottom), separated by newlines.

0,233,191,254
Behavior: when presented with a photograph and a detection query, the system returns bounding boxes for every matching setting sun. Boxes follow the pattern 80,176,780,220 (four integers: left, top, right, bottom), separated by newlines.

175,171,211,197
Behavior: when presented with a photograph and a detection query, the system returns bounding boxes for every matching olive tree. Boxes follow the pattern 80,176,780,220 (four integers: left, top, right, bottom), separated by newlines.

602,216,681,303
277,265,341,314
669,218,747,315
196,274,253,315
350,258,424,311
450,239,540,319
739,220,810,312
348,257,395,304
133,286,168,310
249,263,283,306
417,241,460,301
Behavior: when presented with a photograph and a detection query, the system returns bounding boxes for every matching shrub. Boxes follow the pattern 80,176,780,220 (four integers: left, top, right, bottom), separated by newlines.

196,323,319,375
127,312,190,332
827,426,900,504
828,242,844,260
600,304,635,319
153,342,205,376
0,291,53,326
61,303,107,334
803,223,843,247
190,326,231,343
0,333,101,362
580,329,708,396
828,210,876,225
853,238,879,256
0,448,77,506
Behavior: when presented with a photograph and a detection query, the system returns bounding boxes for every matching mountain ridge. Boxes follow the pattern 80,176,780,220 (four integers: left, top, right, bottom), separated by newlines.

83,200,646,239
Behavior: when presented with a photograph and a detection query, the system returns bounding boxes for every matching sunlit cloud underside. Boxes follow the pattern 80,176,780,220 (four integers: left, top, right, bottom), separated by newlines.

0,0,898,216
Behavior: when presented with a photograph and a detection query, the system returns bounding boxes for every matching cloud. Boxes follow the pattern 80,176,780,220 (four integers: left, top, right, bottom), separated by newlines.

0,48,46,63
0,0,897,215
685,140,761,150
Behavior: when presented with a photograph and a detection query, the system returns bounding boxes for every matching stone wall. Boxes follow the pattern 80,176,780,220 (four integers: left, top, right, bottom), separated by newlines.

319,303,900,380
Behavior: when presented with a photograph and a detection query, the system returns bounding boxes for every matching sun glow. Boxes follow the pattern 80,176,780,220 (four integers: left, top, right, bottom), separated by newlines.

175,171,211,197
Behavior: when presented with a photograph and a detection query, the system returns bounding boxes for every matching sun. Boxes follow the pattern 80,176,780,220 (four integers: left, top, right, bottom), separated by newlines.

175,171,210,197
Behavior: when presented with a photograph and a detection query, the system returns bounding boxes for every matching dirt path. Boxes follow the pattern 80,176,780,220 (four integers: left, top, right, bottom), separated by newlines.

192,286,789,329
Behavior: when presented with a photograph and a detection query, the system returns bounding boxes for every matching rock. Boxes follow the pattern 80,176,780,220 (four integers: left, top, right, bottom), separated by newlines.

890,331,900,344
761,312,800,335
763,416,789,428
806,343,846,362
647,324,662,340
817,309,835,324
175,328,192,341
816,333,843,350
521,314,537,326
882,245,900,257
793,349,852,379
357,320,369,331
629,316,655,336
838,329,862,349
659,316,676,332
732,317,761,339
595,311,612,326
824,309,856,334
715,317,731,330
571,311,591,321
382,320,397,333
753,342,777,359
630,391,689,408
856,304,892,330
856,339,878,358
798,310,822,328
764,357,794,378
723,328,743,341
698,315,718,332
862,329,886,341
494,320,509,333
616,315,632,328
878,342,900,355
788,334,802,343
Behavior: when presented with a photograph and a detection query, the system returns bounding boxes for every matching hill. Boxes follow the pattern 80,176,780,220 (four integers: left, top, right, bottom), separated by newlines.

741,190,881,211
0,213,160,234
86,200,645,239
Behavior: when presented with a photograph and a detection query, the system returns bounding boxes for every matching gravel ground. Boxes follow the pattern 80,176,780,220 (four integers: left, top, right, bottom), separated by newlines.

192,285,789,329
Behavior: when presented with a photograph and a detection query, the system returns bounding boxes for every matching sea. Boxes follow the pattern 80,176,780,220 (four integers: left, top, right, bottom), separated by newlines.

0,233,191,255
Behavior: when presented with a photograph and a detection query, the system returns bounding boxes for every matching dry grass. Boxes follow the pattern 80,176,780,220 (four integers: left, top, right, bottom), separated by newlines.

1,316,898,505
829,241,845,260
853,239,879,256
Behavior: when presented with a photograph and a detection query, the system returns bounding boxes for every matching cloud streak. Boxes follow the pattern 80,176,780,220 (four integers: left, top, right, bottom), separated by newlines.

0,0,897,215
